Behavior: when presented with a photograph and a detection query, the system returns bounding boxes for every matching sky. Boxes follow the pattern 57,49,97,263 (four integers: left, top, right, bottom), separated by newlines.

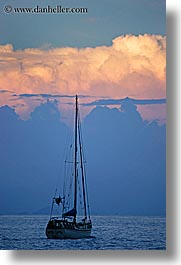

0,0,166,215
0,0,166,123
0,0,166,49
0,100,166,215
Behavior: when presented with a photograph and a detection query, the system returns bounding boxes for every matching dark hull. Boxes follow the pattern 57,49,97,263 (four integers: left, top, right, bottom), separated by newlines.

46,219,92,239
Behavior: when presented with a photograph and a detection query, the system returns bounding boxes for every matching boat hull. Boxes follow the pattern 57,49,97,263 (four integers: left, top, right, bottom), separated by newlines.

46,227,91,239
46,219,92,239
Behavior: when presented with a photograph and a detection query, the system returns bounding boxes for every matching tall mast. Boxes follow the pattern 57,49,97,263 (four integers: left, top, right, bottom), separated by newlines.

73,95,78,222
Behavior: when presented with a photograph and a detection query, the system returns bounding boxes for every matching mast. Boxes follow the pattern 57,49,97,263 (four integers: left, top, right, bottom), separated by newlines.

73,95,78,222
78,115,87,219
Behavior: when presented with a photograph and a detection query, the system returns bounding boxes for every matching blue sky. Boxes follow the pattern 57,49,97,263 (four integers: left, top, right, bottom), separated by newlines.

0,0,166,49
0,100,166,215
0,0,166,215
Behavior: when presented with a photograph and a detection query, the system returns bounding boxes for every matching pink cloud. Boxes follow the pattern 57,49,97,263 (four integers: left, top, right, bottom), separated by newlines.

0,34,166,121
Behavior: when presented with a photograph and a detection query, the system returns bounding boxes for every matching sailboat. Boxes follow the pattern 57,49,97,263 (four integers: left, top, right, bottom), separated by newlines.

46,95,92,239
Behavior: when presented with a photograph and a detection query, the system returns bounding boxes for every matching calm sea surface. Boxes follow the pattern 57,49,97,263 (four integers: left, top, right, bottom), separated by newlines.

0,215,166,250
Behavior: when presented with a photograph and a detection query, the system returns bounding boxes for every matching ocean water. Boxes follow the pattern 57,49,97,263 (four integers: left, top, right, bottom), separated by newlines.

0,215,166,250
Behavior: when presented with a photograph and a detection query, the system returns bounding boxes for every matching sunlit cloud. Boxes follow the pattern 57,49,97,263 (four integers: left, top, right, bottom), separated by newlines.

0,34,166,122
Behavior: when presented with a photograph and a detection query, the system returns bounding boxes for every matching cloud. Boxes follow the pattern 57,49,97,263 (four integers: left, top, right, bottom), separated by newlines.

0,34,165,96
15,93,93,99
0,100,166,215
0,34,166,121
81,97,166,125
0,89,14,93
82,97,166,106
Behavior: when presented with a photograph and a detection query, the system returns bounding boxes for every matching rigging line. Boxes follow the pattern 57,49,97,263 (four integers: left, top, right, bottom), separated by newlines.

62,163,66,213
65,156,74,212
51,129,72,218
84,166,91,219
81,131,91,218
66,178,72,210
78,111,91,219
64,132,73,197
82,145,91,219
49,129,71,218
53,129,71,199
78,109,87,163
77,170,83,206
78,113,87,218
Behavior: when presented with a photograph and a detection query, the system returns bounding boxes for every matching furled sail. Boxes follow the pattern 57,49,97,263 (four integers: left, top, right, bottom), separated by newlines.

62,208,77,217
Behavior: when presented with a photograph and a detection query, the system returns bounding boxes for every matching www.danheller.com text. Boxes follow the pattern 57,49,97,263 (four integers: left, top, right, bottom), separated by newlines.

3,5,88,14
